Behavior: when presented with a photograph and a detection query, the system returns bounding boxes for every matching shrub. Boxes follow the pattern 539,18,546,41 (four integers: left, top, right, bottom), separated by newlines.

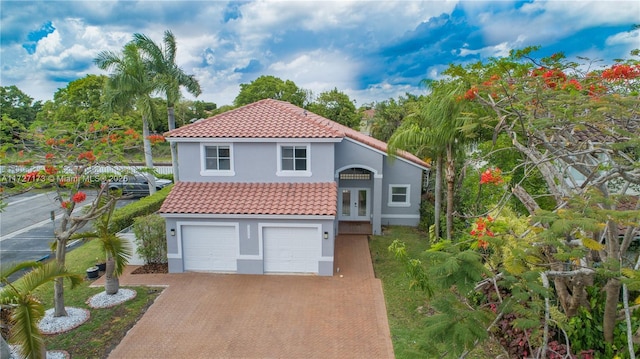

108,185,172,233
132,214,167,264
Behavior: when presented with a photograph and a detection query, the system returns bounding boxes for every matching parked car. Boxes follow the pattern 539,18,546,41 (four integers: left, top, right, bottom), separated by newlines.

105,174,172,197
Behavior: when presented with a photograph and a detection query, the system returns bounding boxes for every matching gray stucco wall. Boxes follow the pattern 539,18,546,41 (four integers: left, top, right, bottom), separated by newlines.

177,141,335,183
335,138,424,228
381,157,423,226
163,216,335,276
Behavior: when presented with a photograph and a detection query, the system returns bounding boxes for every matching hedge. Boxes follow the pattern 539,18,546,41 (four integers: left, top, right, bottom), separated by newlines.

109,185,173,233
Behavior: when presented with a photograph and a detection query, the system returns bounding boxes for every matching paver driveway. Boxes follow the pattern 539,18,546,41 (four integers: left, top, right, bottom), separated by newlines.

98,235,394,358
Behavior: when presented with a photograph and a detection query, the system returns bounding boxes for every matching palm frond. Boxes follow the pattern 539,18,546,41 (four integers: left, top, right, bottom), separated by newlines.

10,295,45,359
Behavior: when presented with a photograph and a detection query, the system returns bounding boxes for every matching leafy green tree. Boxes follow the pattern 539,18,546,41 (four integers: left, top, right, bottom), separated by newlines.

234,75,309,107
132,30,202,181
369,94,421,142
394,48,640,358
0,261,82,359
307,88,360,129
450,47,640,348
0,85,41,128
31,75,110,131
0,86,41,150
95,43,160,194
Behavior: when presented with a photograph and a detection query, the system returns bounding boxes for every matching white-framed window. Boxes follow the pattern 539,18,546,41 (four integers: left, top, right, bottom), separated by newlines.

388,185,410,207
200,143,235,176
277,143,311,177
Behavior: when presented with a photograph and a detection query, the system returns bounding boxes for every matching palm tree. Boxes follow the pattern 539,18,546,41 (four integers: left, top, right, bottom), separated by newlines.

132,30,202,181
95,43,158,195
72,199,131,295
0,261,82,359
389,81,470,240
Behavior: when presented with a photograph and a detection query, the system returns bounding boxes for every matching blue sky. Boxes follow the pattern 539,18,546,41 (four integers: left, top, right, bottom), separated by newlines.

1,0,638,107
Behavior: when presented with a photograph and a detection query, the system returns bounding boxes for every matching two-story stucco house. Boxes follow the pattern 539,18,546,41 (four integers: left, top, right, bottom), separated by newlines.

159,99,429,276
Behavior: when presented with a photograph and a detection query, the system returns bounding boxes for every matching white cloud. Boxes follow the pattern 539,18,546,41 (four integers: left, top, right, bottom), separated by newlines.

268,49,359,98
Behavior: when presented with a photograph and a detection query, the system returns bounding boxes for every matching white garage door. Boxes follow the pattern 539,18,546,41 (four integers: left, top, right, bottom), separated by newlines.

181,225,237,272
263,226,320,274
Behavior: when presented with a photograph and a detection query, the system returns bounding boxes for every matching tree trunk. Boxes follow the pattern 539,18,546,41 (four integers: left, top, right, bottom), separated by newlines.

434,156,443,240
604,278,621,343
53,237,68,317
445,144,455,241
167,106,179,182
604,220,622,343
105,257,119,295
141,115,156,195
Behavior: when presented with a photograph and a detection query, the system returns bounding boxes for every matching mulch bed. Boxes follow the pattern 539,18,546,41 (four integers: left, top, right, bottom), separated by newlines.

131,263,168,274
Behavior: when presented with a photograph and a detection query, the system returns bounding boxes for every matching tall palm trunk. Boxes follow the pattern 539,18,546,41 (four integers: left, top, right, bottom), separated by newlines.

167,106,179,181
105,256,120,295
433,156,443,240
141,115,156,195
445,143,455,241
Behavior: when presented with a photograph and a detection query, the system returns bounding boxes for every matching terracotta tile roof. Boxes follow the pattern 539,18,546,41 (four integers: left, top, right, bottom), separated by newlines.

159,181,337,216
166,99,429,169
166,99,342,139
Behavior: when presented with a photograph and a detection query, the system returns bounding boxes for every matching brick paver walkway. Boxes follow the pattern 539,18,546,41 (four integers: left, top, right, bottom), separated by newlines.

98,235,394,358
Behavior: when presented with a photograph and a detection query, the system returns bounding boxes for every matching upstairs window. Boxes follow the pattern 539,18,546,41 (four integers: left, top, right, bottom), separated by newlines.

277,144,311,177
201,144,234,176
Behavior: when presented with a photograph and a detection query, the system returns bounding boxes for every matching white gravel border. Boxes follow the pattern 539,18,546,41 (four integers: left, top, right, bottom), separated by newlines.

8,346,69,359
86,288,137,308
37,307,90,335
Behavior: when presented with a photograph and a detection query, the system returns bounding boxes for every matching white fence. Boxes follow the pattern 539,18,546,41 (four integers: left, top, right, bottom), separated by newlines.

1,164,172,176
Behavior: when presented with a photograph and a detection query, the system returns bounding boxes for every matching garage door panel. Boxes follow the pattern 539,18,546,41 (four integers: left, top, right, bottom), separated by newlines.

263,227,319,274
182,225,237,272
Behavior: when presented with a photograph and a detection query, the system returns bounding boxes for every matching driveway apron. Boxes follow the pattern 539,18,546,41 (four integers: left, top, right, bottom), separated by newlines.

100,234,394,358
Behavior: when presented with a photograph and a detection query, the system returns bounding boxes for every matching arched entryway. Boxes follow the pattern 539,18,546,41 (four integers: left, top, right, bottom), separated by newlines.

337,167,375,234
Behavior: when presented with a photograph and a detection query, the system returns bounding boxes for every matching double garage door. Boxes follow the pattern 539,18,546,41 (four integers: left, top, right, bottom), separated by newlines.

181,224,320,274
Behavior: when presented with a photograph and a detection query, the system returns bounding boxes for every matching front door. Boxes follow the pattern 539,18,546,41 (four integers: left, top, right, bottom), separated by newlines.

339,188,370,221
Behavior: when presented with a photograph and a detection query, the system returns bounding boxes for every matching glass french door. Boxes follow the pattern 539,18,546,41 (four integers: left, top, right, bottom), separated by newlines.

339,188,370,220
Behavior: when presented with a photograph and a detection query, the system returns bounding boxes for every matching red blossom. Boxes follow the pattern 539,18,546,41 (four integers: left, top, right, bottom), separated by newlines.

542,69,566,89
71,191,87,203
480,168,504,185
45,138,56,146
44,165,58,175
45,153,54,160
61,201,70,209
18,150,24,157
78,151,96,162
561,79,582,91
147,134,166,145
602,64,640,81
470,216,496,249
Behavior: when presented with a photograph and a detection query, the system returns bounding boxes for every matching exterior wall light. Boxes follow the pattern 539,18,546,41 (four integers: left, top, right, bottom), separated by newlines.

323,231,329,239
170,228,176,236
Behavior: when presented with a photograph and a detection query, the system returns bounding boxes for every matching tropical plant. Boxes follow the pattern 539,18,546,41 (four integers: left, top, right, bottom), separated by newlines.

0,261,82,359
132,214,167,265
95,43,159,194
389,81,477,240
392,48,640,358
132,30,202,181
72,198,132,295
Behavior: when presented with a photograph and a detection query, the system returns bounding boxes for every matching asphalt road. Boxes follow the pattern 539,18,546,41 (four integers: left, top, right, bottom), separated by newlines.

1,190,135,276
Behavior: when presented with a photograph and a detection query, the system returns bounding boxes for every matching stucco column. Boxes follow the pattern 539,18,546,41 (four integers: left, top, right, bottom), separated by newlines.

372,174,383,234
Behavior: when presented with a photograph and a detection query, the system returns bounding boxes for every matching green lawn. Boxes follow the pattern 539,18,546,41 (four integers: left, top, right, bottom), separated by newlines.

370,226,499,359
30,240,162,358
